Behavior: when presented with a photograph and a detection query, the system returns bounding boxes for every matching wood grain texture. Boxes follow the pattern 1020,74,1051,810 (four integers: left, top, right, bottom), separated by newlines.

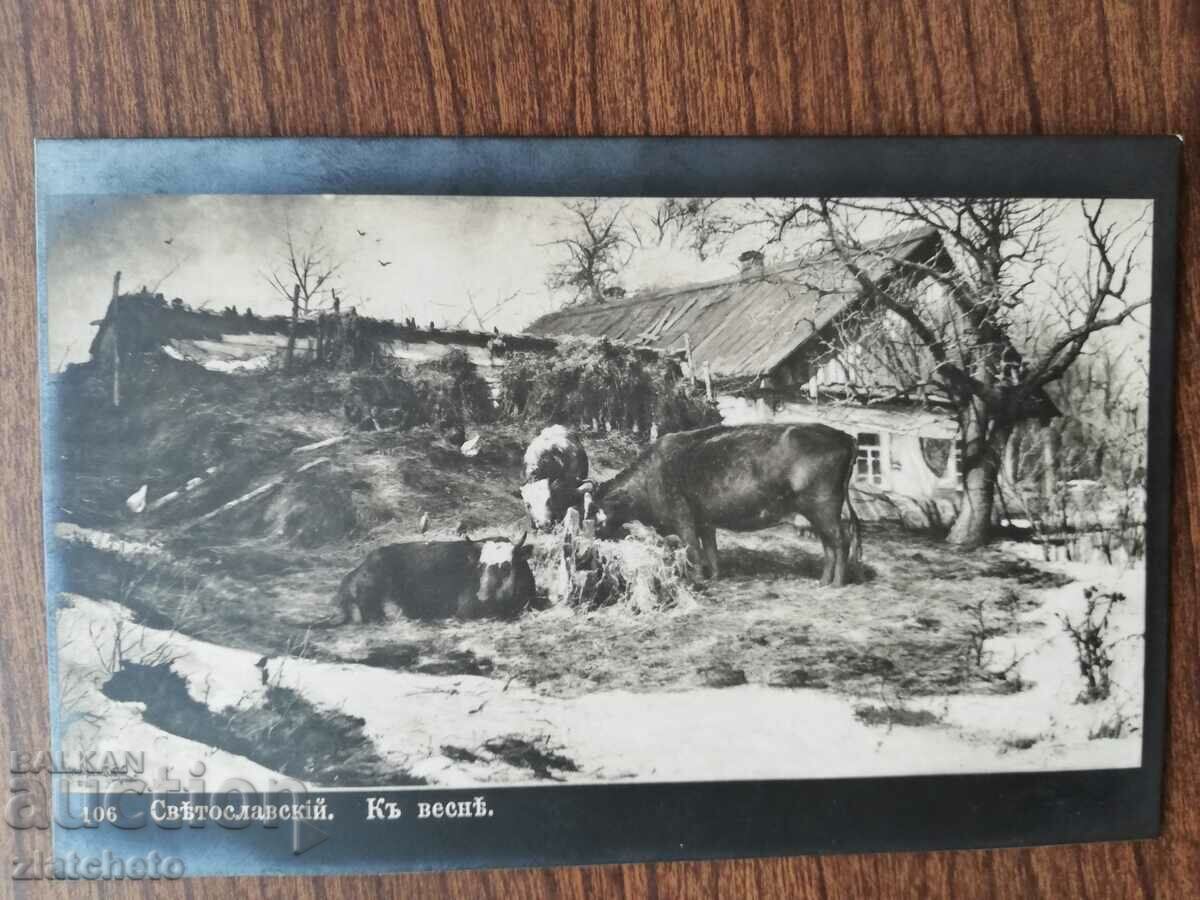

0,1,1196,897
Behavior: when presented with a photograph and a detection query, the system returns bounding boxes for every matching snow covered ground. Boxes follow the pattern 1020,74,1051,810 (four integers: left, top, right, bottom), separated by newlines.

54,548,1144,791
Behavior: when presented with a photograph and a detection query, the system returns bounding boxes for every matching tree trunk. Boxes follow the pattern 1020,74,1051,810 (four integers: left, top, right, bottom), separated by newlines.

285,285,300,370
1042,426,1059,498
948,407,1012,548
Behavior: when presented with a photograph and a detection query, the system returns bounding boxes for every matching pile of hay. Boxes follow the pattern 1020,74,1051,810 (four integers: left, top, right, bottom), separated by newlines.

532,514,697,614
343,350,494,434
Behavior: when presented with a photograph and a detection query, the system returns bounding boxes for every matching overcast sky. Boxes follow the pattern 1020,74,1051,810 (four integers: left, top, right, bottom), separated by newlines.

44,195,1152,371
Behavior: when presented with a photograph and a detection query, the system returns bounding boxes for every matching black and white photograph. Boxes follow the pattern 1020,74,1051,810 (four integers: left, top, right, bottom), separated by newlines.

43,185,1156,794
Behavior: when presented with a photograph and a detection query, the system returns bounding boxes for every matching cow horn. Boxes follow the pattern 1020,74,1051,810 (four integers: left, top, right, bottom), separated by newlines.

513,529,527,550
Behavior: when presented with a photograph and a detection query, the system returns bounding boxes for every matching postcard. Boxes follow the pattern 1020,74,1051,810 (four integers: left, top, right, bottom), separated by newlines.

26,137,1178,876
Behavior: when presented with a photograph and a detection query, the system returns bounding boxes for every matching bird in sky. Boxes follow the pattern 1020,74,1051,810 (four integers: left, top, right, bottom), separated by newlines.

163,237,174,245
379,259,392,267
356,229,366,236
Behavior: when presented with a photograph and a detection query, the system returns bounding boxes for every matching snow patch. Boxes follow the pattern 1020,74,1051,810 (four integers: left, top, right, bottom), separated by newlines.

55,523,165,559
54,596,283,791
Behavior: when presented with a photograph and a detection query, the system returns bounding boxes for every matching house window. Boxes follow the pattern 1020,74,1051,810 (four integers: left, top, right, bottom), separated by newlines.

856,432,884,485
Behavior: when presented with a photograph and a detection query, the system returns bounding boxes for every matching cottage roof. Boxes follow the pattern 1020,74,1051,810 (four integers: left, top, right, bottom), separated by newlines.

525,227,942,380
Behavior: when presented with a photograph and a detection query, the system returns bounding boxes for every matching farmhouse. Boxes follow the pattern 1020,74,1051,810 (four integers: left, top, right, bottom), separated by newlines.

525,228,1057,525
86,278,557,397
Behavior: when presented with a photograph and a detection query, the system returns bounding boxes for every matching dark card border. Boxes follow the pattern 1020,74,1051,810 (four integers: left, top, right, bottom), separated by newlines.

34,137,1180,876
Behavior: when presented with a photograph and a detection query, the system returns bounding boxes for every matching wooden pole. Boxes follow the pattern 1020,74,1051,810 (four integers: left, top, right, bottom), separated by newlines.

111,271,121,408
704,361,713,400
684,333,695,385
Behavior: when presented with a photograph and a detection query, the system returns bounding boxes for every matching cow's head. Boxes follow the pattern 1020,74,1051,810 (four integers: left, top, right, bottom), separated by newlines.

522,477,586,531
521,478,555,530
576,479,616,538
521,425,589,531
475,531,536,618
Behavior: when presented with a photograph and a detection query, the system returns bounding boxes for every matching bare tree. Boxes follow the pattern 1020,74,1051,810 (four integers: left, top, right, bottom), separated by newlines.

262,222,342,369
644,198,740,259
667,197,1151,547
544,200,635,306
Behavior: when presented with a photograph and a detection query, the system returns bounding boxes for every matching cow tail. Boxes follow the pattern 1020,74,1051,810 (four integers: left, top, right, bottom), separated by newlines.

843,437,863,568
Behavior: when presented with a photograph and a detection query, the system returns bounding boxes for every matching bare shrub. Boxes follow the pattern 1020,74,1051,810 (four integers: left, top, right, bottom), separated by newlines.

86,604,185,679
1058,587,1127,703
852,675,941,730
1089,712,1135,740
853,705,939,728
498,338,719,436
1001,736,1040,751
960,598,1004,671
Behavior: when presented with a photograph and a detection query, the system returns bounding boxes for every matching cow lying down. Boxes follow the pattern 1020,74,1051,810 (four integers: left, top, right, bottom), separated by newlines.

335,534,536,623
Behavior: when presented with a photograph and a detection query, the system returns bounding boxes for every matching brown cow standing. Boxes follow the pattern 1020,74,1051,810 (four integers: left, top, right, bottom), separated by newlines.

580,424,861,586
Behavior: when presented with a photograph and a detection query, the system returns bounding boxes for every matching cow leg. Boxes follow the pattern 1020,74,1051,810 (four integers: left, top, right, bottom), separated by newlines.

698,524,719,578
817,532,835,585
831,531,847,587
673,518,706,580
809,497,847,586
798,514,834,585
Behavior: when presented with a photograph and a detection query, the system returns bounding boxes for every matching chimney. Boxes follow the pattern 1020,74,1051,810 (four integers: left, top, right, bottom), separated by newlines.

738,249,765,276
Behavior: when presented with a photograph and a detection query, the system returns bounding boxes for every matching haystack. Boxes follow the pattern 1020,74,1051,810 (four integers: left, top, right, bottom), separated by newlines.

533,512,697,613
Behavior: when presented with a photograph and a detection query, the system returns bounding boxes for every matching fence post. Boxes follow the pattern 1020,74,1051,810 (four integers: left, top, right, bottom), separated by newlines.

111,271,121,408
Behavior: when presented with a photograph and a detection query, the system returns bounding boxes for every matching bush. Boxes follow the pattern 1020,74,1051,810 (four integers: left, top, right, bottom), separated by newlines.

343,349,493,433
410,348,495,428
343,370,424,430
1058,587,1126,703
498,338,719,437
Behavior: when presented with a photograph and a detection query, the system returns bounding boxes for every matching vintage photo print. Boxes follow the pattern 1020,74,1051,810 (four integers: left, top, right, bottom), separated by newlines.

33,139,1177,873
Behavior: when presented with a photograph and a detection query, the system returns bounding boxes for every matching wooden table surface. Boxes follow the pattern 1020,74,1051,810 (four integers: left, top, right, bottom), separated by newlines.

1,2,1196,897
